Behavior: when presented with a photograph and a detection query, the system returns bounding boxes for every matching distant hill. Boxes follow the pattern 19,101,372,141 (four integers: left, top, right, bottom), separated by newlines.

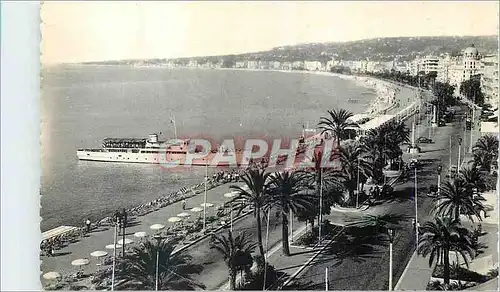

84,35,498,65
227,35,499,62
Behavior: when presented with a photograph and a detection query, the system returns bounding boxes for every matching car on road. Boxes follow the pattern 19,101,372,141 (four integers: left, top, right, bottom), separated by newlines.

417,137,433,143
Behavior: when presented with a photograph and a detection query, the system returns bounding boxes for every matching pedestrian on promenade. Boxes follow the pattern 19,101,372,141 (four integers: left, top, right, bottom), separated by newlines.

182,199,186,210
121,208,128,230
85,218,91,233
374,185,380,198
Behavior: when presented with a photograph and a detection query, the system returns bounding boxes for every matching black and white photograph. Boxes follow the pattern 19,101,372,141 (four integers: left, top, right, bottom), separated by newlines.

38,1,498,290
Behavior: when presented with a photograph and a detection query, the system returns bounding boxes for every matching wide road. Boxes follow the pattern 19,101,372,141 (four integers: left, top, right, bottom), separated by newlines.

292,105,469,290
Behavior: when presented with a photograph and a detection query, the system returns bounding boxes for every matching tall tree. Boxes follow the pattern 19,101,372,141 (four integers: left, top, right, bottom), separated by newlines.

230,168,271,262
418,217,475,285
114,239,204,290
458,166,487,193
459,77,484,106
472,135,499,171
210,231,257,290
267,171,314,256
434,180,485,222
336,142,372,206
318,108,359,146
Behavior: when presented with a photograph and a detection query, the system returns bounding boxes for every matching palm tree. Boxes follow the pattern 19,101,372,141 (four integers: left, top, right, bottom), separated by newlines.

417,217,475,285
458,166,486,192
318,108,358,146
267,171,314,256
473,135,499,171
434,180,485,222
230,168,271,261
300,148,344,226
115,239,204,290
210,231,257,290
336,143,372,206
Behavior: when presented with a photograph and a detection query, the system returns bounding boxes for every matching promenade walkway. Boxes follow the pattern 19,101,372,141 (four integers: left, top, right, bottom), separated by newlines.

395,104,493,291
40,182,246,285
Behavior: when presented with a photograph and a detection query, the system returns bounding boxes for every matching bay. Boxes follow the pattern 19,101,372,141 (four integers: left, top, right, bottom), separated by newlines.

40,65,375,231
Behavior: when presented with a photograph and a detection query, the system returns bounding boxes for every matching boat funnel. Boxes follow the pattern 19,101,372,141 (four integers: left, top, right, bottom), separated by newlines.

149,134,158,143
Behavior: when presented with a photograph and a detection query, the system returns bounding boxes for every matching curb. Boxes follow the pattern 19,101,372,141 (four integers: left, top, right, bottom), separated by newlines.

215,223,310,290
281,226,345,288
393,247,417,290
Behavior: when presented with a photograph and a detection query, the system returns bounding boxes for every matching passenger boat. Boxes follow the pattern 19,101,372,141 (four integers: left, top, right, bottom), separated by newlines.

76,134,246,166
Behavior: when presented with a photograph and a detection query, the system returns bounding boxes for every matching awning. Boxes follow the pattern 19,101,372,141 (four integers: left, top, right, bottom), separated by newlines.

42,226,78,241
480,122,499,134
359,115,396,131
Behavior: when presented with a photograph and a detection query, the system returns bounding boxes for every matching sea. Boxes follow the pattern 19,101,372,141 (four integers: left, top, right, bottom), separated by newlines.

41,65,376,231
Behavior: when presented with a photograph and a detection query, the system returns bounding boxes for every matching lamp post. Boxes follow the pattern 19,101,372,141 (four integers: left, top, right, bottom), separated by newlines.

120,209,127,258
319,167,323,244
154,235,162,291
325,267,329,291
458,137,462,168
437,165,442,197
387,228,395,291
356,157,360,209
203,160,208,231
469,108,475,153
448,136,452,177
111,219,118,291
410,159,418,245
263,208,271,290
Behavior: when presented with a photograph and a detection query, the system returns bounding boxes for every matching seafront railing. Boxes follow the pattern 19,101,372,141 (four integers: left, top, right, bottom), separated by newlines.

40,169,246,251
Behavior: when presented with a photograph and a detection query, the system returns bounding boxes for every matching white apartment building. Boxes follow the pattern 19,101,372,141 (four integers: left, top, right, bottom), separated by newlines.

281,62,292,70
481,54,499,107
292,61,305,69
271,61,281,70
304,60,322,71
235,61,246,68
447,45,482,90
247,61,258,69
422,56,440,74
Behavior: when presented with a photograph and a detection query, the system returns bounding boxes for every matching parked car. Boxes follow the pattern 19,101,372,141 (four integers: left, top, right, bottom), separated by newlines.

417,137,433,143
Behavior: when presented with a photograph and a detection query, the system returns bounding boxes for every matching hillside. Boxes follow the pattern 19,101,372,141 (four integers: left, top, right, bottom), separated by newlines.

84,35,498,65
227,35,499,62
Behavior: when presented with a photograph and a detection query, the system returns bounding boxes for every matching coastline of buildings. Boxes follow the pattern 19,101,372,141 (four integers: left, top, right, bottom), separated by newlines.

128,44,498,107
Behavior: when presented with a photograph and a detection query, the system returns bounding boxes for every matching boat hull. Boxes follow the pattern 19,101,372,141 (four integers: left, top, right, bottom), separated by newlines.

76,149,248,167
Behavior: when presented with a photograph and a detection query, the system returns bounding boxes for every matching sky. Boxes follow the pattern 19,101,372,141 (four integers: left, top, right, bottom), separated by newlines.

41,1,499,64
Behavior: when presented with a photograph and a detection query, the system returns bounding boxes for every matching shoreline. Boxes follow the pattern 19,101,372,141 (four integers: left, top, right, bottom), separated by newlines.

42,66,413,234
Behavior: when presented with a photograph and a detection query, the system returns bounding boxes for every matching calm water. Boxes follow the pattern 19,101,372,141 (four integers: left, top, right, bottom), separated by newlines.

41,65,375,231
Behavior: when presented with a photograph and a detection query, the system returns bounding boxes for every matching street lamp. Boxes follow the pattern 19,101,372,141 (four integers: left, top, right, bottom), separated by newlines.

387,228,396,291
410,159,418,245
356,157,360,209
319,167,324,244
111,218,119,291
436,165,442,197
154,235,163,291
203,159,208,231
458,137,463,168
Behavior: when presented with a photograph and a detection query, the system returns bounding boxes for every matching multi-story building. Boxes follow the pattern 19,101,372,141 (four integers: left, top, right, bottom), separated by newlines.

292,60,304,70
280,62,292,71
462,44,482,81
304,60,322,71
235,61,246,68
247,60,258,69
258,61,269,70
481,54,499,107
271,61,281,70
421,56,440,75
